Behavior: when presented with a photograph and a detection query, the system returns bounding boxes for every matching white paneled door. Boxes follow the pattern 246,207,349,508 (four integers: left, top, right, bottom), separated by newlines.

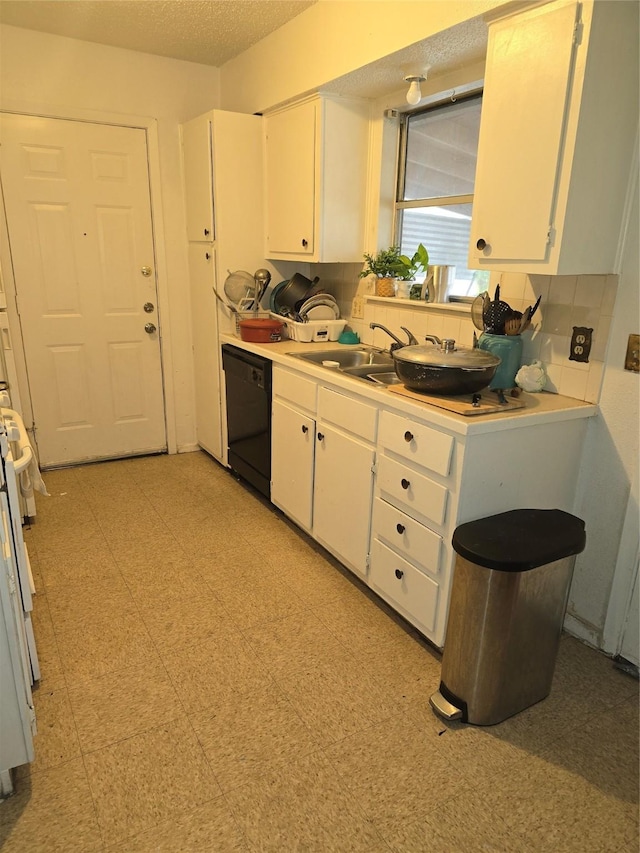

0,114,166,467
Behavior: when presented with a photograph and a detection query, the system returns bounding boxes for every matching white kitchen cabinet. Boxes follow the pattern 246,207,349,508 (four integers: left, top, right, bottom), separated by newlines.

188,245,222,459
269,358,590,650
271,369,377,577
271,399,315,532
469,0,638,275
263,95,371,262
182,116,214,242
182,110,265,462
314,422,375,579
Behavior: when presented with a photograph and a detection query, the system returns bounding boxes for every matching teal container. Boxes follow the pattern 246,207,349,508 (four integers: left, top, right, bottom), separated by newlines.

477,333,523,390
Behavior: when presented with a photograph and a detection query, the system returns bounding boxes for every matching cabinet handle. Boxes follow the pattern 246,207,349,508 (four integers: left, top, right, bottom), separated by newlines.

317,432,324,442
404,430,414,443
395,569,404,580
396,523,405,534
204,228,210,237
476,238,487,250
301,238,308,248
205,252,211,260
301,425,308,434
401,478,410,490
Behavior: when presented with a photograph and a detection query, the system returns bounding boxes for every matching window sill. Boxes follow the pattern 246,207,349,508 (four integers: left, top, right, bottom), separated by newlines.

364,295,472,315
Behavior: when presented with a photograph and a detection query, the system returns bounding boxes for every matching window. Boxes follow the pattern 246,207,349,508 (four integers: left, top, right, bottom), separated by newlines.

395,93,488,298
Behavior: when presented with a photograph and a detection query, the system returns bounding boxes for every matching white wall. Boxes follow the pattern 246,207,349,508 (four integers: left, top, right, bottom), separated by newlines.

0,24,221,451
567,173,639,648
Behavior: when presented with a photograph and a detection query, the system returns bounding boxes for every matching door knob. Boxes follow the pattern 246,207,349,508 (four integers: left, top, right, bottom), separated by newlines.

141,265,152,276
143,302,155,313
144,323,157,334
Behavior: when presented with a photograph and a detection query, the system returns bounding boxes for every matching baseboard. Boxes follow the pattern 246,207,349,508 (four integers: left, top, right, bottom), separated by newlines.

563,612,602,649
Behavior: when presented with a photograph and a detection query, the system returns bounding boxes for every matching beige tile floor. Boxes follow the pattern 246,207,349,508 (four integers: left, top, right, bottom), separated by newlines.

0,451,637,852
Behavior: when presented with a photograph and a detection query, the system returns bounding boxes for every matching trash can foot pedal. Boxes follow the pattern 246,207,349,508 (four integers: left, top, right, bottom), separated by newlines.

429,689,463,721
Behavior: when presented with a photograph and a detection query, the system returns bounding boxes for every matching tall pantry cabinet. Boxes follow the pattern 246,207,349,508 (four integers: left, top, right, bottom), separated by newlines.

181,110,265,462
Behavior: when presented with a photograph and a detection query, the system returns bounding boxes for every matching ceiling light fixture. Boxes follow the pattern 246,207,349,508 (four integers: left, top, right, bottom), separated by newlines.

403,68,429,106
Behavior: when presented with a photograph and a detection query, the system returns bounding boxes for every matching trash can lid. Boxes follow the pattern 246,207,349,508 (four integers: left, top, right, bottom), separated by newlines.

452,509,586,572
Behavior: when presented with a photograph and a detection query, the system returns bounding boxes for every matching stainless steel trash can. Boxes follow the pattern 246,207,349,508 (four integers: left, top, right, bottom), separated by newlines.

430,509,586,726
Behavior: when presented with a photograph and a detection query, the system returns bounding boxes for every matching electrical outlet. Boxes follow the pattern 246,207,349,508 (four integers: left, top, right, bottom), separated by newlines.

351,296,364,319
624,334,639,372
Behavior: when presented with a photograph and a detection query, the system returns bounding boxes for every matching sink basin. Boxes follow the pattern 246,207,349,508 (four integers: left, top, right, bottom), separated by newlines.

341,364,398,381
291,347,392,368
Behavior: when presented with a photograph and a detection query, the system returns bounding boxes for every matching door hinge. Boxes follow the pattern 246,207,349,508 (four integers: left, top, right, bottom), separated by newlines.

365,554,371,571
547,225,556,247
371,461,377,476
573,20,583,45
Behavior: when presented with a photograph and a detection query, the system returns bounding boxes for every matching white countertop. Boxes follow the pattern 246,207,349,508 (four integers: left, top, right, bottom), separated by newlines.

221,333,598,436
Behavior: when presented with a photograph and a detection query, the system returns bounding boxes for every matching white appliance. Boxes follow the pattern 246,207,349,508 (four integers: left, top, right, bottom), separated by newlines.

0,412,39,798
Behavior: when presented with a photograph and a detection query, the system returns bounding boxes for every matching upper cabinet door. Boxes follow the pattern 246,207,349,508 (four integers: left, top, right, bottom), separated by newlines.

263,95,370,263
264,100,316,257
182,113,215,242
469,0,638,275
470,1,578,266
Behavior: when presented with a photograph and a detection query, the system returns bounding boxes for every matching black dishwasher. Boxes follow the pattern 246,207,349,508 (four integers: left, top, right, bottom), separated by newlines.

222,344,272,499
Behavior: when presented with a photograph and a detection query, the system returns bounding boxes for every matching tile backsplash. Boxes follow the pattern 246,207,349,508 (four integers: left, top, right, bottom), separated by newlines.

310,264,618,404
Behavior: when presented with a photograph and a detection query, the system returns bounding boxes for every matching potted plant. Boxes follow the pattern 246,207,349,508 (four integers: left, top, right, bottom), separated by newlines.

396,243,430,281
359,246,406,296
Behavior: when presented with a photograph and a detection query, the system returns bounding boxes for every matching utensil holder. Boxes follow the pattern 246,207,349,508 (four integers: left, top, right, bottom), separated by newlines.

477,333,523,390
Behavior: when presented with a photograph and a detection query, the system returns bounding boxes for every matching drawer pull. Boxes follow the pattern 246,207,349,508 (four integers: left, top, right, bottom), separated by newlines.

301,425,308,434
301,238,308,248
401,478,410,490
317,432,324,442
396,523,405,534
404,430,414,443
204,228,210,237
394,569,404,580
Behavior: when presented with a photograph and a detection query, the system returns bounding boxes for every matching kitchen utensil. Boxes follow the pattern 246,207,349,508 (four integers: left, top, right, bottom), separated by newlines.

238,317,283,343
303,304,337,321
224,270,256,308
253,269,271,304
471,294,486,330
518,306,532,334
529,294,542,319
483,298,512,335
477,332,523,389
392,338,500,395
504,312,523,335
275,273,319,313
269,280,289,313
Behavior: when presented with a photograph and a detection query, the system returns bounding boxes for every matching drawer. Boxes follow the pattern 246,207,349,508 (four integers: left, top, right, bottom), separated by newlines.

372,498,441,577
379,410,453,477
318,386,377,443
273,367,317,413
369,539,439,635
377,455,448,527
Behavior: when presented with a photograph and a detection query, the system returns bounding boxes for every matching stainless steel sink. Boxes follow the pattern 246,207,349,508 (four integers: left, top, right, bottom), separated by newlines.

288,347,398,385
341,364,398,382
290,347,393,369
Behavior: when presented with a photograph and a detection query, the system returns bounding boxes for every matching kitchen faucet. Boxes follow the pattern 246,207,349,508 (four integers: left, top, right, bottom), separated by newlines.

369,323,418,352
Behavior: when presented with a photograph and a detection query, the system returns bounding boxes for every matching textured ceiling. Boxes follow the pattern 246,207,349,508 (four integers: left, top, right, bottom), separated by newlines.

0,0,317,66
322,18,487,100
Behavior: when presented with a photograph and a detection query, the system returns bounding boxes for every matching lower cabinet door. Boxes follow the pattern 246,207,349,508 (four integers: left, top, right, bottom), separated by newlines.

313,422,375,577
271,399,315,531
369,539,440,636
